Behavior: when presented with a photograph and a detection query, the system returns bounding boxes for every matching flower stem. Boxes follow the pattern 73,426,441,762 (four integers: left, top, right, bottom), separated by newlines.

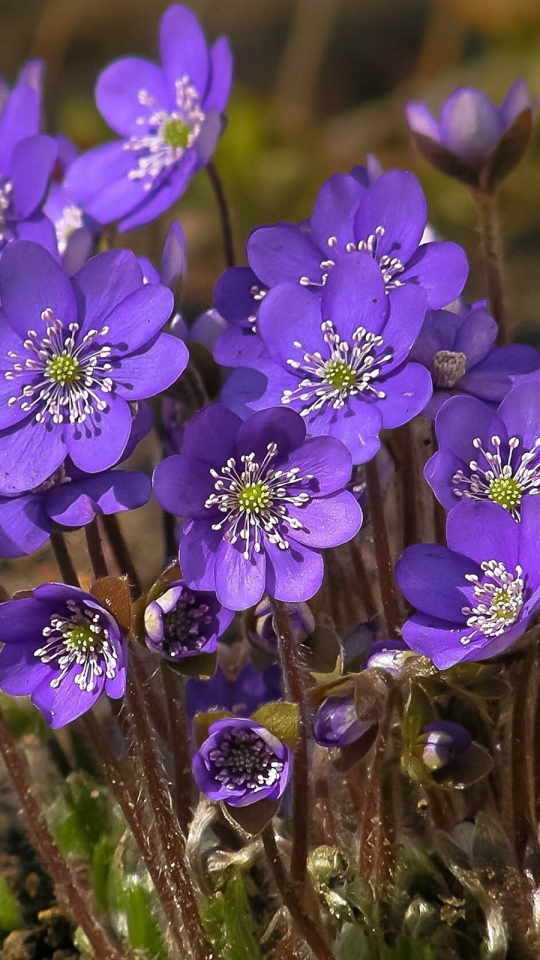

0,706,123,960
206,161,235,268
161,662,194,836
126,655,213,960
79,712,189,959
473,189,509,345
261,824,335,960
364,456,401,637
100,514,142,598
50,527,80,587
269,598,309,888
85,518,108,581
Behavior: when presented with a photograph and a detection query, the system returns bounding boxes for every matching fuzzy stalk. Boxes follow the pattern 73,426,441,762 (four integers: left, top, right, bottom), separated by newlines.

0,706,123,960
474,189,509,345
50,527,80,588
270,597,310,888
206,161,235,268
161,662,194,836
100,514,143,598
84,518,109,581
364,456,401,636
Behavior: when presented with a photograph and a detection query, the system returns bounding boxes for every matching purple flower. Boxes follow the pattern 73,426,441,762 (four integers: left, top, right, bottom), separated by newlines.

425,382,540,519
410,300,540,418
248,598,315,659
313,696,371,749
407,80,537,190
139,220,188,300
0,64,57,255
0,241,187,494
245,169,467,309
0,583,127,727
222,254,432,464
364,638,417,676
192,716,291,807
415,721,472,771
396,498,540,668
186,662,282,720
152,404,362,610
44,135,99,273
0,403,153,558
64,4,233,232
144,579,234,661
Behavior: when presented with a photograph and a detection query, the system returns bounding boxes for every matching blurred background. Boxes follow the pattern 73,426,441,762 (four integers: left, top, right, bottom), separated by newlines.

1,0,540,589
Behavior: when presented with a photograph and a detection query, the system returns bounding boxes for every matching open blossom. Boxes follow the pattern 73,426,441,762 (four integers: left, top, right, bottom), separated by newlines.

425,383,540,519
0,403,152,558
44,135,99,273
222,254,432,464
144,579,234,661
410,300,540,418
396,498,540,668
0,241,187,494
152,404,362,610
192,716,291,807
0,584,127,727
65,4,233,232
407,80,537,190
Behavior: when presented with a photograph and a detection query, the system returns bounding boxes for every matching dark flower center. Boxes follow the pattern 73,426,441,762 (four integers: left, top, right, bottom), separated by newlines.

431,349,467,388
34,598,118,692
208,727,284,791
161,589,212,657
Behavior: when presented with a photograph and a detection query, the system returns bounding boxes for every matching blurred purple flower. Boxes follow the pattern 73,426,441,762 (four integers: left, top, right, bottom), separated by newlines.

410,300,540,418
313,696,371,749
0,241,186,494
407,80,537,190
65,4,233,232
415,721,472,771
152,404,362,610
396,498,540,668
144,579,233,661
192,716,291,807
44,135,99,273
186,662,282,720
0,583,127,727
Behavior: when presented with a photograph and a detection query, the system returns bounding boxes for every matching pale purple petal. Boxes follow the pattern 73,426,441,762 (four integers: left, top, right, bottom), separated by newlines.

205,37,233,113
322,252,386,338
72,248,143,332
264,538,324,602
214,538,267,610
353,170,427,264
159,4,210,95
180,519,221,590
399,241,468,309
96,58,171,136
113,332,188,399
440,88,502,162
0,493,49,557
310,173,366,252
287,490,362,547
65,393,132,473
10,135,57,218
0,241,77,339
377,363,433,429
0,417,65,495
406,102,440,139
396,543,480,621
247,224,321,287
446,499,519,568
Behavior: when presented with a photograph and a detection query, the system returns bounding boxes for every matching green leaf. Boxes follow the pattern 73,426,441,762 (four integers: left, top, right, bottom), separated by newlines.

200,870,261,960
381,934,437,959
251,701,300,747
48,771,124,862
108,833,166,959
335,923,370,960
122,884,166,958
0,875,21,933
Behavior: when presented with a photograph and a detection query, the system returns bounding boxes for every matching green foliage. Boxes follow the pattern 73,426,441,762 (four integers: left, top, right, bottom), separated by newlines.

0,875,21,934
200,870,261,960
381,934,437,960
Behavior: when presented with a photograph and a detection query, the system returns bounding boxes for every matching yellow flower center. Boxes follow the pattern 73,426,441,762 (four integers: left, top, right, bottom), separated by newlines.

46,353,80,386
162,118,190,149
238,482,272,513
324,359,357,390
487,475,522,512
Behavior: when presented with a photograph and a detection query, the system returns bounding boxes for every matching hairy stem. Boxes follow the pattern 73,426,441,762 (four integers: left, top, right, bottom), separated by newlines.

270,598,309,888
50,528,80,587
0,707,123,960
261,824,335,960
100,514,142,599
364,456,401,637
474,189,509,345
206,161,235,269
161,663,194,836
85,518,108,581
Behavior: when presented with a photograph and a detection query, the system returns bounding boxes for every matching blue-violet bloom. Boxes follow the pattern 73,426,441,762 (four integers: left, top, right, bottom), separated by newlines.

44,135,99,273
152,404,362,610
222,254,432,464
64,4,233,232
415,721,472,771
192,716,291,807
0,241,187,494
425,382,540,519
396,498,540,668
0,583,127,727
410,299,540,418
313,696,372,749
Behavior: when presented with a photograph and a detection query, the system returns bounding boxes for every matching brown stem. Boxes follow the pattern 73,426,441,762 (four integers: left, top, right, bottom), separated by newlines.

349,537,377,621
0,707,123,960
512,644,540,867
100,514,142,598
473,189,509,345
126,657,213,960
269,598,309,888
206,161,235,269
261,824,335,960
365,457,401,637
85,518,108,581
161,663,194,836
79,713,188,958
399,421,424,549
50,528,80,587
